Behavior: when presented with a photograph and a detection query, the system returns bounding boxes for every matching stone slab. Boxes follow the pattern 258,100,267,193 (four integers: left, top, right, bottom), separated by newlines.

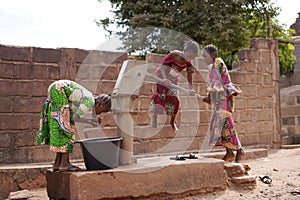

47,157,227,200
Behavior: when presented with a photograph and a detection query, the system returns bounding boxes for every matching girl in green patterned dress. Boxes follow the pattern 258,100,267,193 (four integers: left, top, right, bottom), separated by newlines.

36,80,111,171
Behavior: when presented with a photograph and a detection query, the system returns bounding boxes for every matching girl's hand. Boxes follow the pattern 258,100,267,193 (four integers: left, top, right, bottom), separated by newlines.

202,96,211,104
188,89,196,96
162,79,172,87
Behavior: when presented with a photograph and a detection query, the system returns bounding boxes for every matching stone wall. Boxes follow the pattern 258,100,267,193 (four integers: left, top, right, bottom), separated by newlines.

0,38,281,164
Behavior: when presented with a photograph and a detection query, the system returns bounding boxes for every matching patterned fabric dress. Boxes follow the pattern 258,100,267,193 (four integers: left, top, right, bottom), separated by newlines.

150,51,194,115
36,80,94,153
207,58,242,151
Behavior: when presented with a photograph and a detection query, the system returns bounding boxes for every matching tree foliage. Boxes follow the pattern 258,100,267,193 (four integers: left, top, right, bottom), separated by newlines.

97,0,295,73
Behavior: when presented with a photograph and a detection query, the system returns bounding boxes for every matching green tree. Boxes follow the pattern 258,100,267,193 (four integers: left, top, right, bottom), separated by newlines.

97,0,295,73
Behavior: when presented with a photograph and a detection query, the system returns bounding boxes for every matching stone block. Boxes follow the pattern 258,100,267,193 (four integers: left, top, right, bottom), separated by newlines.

0,166,49,200
31,80,52,97
146,53,165,64
238,49,260,61
256,86,274,97
74,48,89,63
250,38,271,50
237,60,256,72
224,163,249,178
95,80,115,94
0,45,31,62
0,96,13,112
263,74,273,85
0,114,31,130
282,116,295,125
100,65,119,80
46,157,227,200
230,175,256,189
0,63,16,78
15,64,49,79
33,47,61,63
261,51,271,63
48,65,60,79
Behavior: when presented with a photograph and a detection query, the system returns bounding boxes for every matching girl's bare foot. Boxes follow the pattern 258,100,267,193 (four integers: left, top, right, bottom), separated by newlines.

223,148,234,162
235,149,244,163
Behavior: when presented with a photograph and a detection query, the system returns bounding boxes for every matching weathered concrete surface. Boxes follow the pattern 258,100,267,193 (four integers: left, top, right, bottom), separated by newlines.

47,157,227,200
203,148,268,161
0,164,49,200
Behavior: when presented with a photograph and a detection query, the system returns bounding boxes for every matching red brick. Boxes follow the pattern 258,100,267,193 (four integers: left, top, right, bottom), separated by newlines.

0,45,31,61
257,63,272,73
240,85,257,97
261,51,271,63
15,64,49,79
49,66,60,79
132,111,151,125
256,86,274,97
96,80,115,94
139,83,153,95
74,48,89,63
0,63,16,78
76,64,93,80
0,96,13,112
250,38,271,50
33,47,61,63
146,53,164,64
14,97,45,113
101,66,119,80
236,60,256,73
0,114,31,130
238,49,260,61
30,81,50,97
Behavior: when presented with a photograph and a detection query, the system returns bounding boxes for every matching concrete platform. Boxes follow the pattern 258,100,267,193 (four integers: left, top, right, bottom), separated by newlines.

47,157,227,200
0,148,268,199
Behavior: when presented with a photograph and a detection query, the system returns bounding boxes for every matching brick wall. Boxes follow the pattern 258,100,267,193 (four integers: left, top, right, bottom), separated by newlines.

0,44,127,164
137,38,281,156
0,38,281,164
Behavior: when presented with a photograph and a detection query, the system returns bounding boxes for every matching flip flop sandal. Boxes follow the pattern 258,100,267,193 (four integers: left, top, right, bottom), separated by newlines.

170,155,186,161
290,191,300,195
52,168,59,172
188,153,198,159
259,175,272,184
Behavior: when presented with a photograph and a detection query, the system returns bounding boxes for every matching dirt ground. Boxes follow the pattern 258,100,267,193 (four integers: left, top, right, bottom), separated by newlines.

26,148,300,200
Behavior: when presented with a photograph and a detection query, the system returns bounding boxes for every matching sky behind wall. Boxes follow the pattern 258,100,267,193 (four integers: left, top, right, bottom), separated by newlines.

0,0,299,50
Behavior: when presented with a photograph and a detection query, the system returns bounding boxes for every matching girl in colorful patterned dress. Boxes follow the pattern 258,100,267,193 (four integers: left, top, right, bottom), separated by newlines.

150,40,199,132
202,45,244,162
36,80,111,171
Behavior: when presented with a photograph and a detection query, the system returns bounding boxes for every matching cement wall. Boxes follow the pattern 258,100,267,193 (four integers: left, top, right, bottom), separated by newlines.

280,85,300,135
0,38,281,164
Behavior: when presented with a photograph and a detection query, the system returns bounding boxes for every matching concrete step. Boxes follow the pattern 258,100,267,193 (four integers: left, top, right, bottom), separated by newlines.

230,175,256,190
224,162,250,178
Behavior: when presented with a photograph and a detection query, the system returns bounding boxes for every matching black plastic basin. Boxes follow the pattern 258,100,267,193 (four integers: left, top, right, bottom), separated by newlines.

76,137,123,170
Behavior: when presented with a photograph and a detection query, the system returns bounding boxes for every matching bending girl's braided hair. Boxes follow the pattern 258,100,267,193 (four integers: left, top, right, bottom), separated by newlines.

95,94,111,111
203,44,218,57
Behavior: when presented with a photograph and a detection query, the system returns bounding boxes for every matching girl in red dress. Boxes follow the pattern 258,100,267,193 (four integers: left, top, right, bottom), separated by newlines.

150,40,199,132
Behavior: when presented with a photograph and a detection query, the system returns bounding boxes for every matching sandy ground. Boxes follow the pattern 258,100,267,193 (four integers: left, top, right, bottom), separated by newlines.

25,148,300,200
